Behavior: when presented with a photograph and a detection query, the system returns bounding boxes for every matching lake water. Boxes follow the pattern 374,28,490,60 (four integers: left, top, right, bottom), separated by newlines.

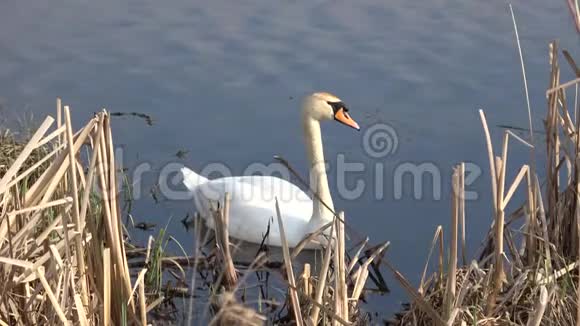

1,0,579,321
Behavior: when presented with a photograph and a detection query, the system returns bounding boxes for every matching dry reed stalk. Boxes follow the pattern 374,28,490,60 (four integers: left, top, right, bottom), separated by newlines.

577,151,580,326
459,163,466,266
78,118,103,227
483,129,510,315
103,114,134,289
211,193,238,288
291,221,332,259
526,286,548,326
309,220,335,324
503,165,529,210
535,261,578,285
96,136,124,319
274,198,303,326
64,106,89,308
35,266,67,324
565,0,580,32
146,296,165,313
444,167,459,321
509,4,535,149
0,257,33,269
96,119,136,321
73,293,89,326
221,193,237,286
8,197,72,216
56,97,62,147
103,247,111,326
334,212,348,324
479,110,498,210
419,226,443,295
128,268,148,306
536,174,552,272
547,76,580,96
186,214,205,325
438,225,444,286
547,41,560,226
139,272,147,326
103,114,136,317
347,237,369,274
35,124,66,149
301,263,311,297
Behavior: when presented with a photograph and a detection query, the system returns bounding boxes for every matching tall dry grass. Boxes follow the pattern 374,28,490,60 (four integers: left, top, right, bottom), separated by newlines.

394,42,580,325
0,101,147,325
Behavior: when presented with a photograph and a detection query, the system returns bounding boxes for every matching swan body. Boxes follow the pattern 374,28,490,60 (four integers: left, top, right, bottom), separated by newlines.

181,92,360,248
182,171,316,247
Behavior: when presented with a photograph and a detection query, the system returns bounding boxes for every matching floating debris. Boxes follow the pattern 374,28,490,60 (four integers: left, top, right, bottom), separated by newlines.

175,149,189,159
110,111,153,126
134,222,157,231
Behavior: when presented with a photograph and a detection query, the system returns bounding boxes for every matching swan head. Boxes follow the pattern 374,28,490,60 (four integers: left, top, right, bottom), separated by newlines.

303,92,360,130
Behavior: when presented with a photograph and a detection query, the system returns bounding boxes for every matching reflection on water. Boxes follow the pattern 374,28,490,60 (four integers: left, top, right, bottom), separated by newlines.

1,0,579,319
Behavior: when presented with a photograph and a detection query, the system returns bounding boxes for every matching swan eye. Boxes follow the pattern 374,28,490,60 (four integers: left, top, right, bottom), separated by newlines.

327,101,347,114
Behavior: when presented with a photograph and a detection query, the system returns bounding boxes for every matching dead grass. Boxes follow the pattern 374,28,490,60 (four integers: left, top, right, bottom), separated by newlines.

393,42,580,326
0,99,141,325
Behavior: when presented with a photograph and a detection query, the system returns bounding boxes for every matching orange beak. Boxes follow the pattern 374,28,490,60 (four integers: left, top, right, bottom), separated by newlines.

334,108,360,130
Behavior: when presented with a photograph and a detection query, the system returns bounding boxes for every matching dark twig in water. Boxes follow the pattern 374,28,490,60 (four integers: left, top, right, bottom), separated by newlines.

175,149,189,159
134,222,156,231
181,212,191,231
150,184,161,203
110,111,154,126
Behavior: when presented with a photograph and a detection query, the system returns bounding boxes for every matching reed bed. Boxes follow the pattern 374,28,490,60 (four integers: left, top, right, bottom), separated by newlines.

0,101,145,325
175,193,389,325
393,43,580,325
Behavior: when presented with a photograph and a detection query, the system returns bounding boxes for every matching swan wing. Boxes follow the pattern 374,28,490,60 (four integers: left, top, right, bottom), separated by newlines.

192,176,313,246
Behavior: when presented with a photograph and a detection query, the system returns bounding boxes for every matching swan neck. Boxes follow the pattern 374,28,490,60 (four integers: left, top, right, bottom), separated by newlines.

303,116,334,223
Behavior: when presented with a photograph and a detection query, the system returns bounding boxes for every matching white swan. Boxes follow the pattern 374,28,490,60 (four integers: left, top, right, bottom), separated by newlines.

180,92,360,248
